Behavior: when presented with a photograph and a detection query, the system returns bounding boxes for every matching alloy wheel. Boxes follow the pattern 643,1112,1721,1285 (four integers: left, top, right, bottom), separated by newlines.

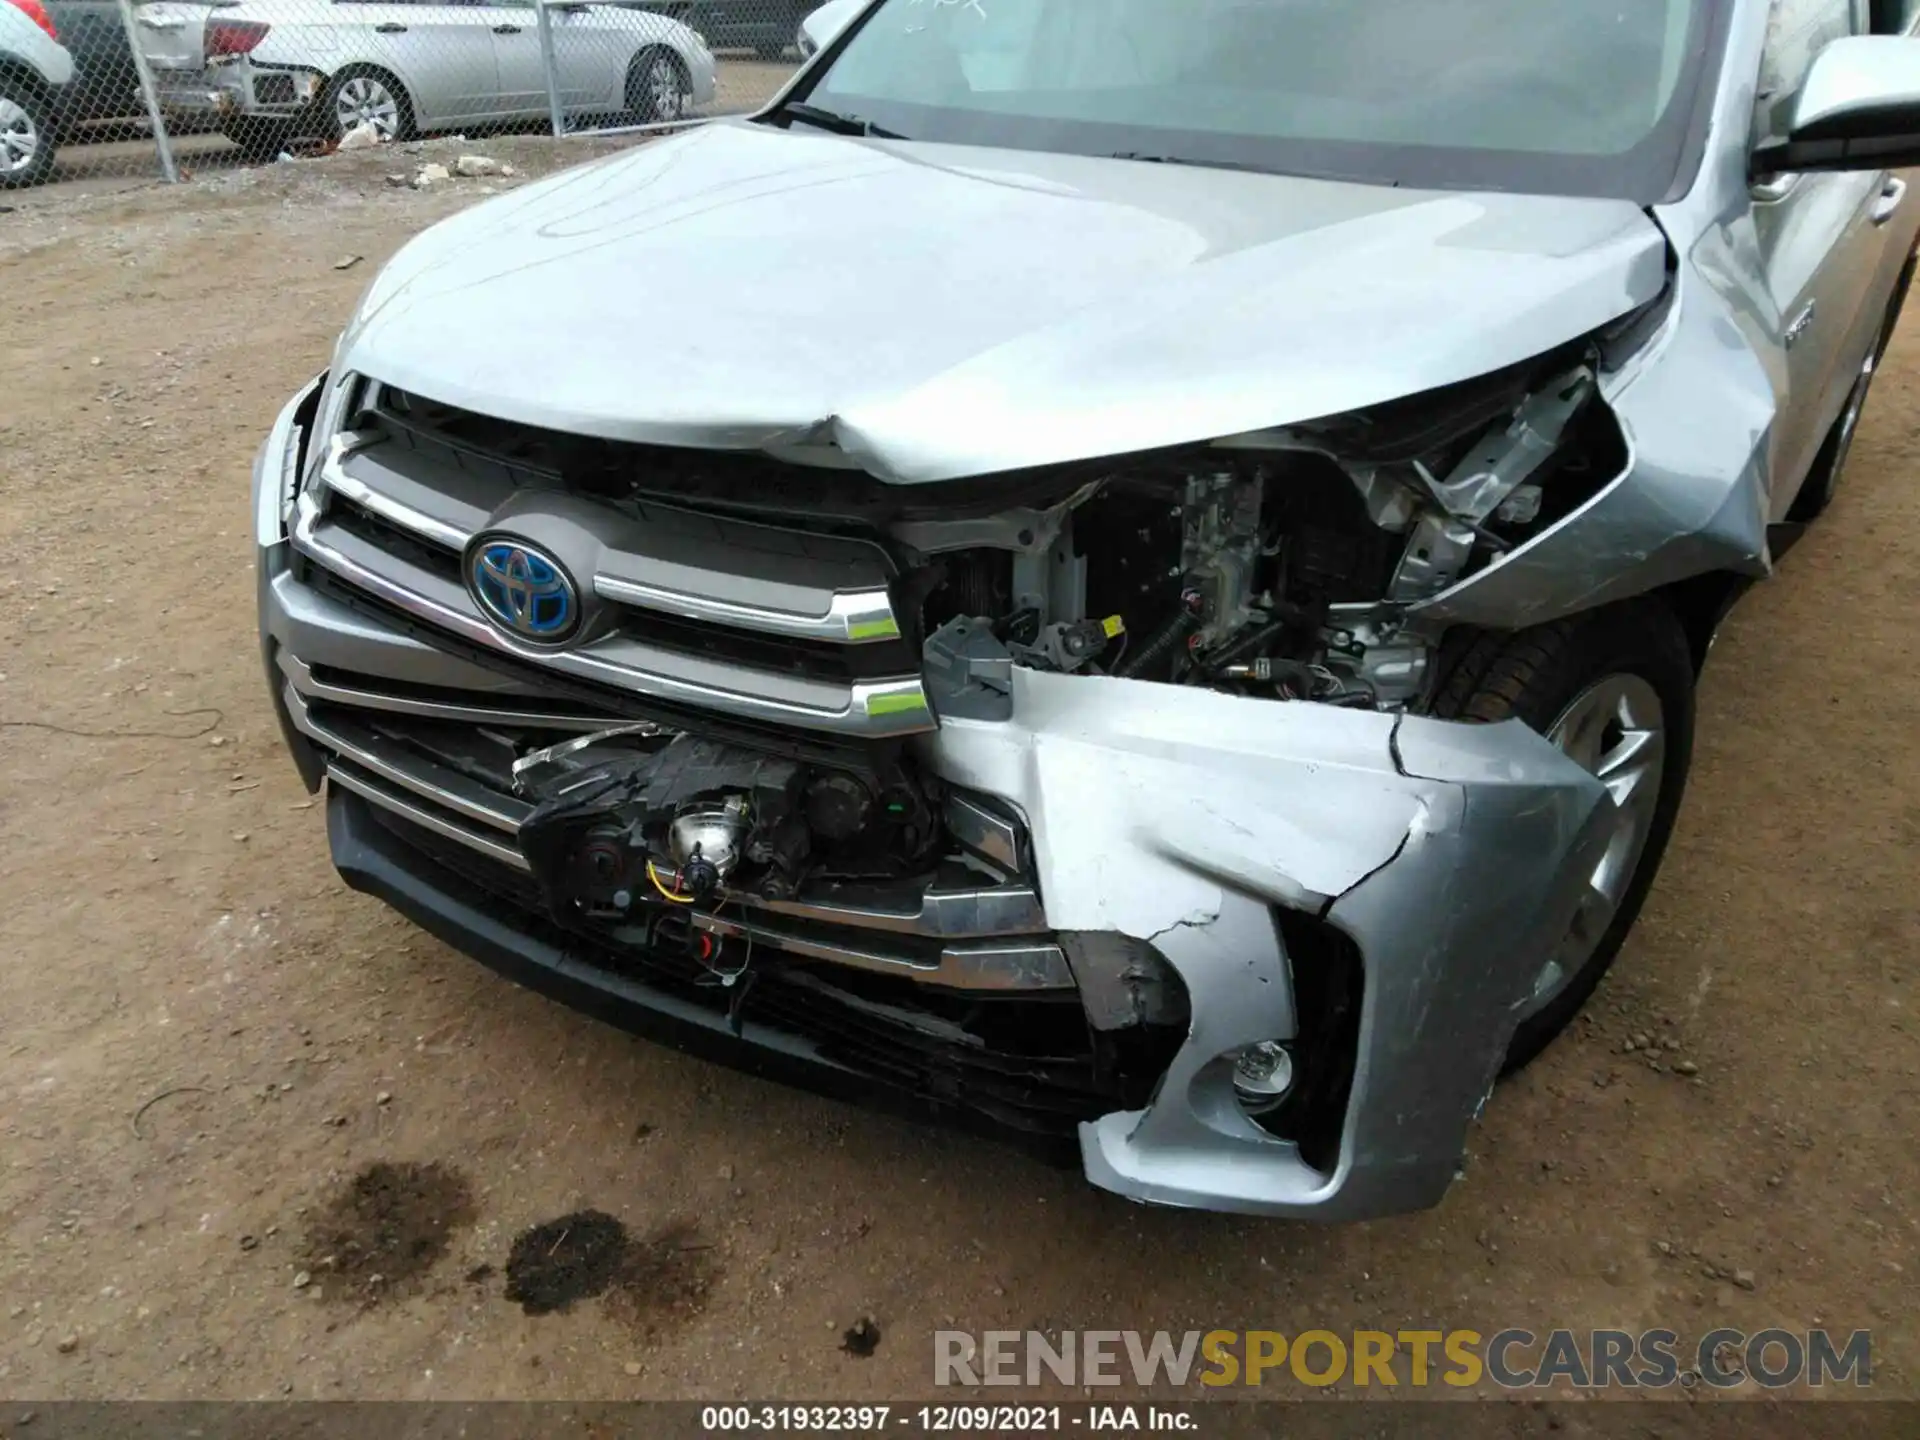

0,98,40,179
335,76,401,140
1525,673,1668,1018
645,57,685,120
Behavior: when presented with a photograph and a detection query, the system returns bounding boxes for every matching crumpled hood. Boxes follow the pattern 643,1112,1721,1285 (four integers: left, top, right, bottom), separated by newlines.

341,121,1667,483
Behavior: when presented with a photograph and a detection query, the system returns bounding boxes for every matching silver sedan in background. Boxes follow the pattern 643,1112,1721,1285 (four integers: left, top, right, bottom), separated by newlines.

139,0,715,155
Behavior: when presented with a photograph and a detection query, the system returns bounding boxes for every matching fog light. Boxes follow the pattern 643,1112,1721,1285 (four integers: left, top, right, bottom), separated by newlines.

1231,1040,1294,1114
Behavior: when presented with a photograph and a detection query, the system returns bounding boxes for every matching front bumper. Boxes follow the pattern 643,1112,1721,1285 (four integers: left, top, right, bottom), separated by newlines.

255,378,1614,1219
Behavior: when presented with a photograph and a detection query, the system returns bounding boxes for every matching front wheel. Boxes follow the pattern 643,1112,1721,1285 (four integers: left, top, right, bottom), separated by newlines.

1432,601,1697,1071
0,83,57,189
625,49,690,124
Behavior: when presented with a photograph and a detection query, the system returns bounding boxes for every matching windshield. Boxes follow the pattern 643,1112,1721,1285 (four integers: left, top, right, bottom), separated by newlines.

786,0,1723,202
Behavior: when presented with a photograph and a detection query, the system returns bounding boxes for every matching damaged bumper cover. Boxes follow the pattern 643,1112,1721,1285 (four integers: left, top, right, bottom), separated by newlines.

255,377,1614,1220
928,668,1612,1219
153,59,323,120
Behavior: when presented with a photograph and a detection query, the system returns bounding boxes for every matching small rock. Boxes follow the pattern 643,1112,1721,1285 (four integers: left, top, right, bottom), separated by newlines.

1655,1240,1672,1256
292,1271,312,1290
376,1091,393,1106
232,832,249,844
239,1234,258,1251
1633,1032,1651,1048
332,255,363,271
1733,1269,1757,1291
414,163,451,187
623,1361,642,1377
718,1163,735,1181
337,120,382,151
55,1334,78,1355
454,154,500,177
385,173,409,187
89,357,102,367
1767,1174,1783,1188
501,163,517,177
16,1411,36,1427
1622,1038,1637,1053
1675,1060,1699,1076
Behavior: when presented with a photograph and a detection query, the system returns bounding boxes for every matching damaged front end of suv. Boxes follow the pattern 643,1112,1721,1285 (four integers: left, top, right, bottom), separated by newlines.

253,0,1864,1212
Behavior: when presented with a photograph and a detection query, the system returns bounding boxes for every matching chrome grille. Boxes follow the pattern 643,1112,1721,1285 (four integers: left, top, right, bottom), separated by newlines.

288,379,933,740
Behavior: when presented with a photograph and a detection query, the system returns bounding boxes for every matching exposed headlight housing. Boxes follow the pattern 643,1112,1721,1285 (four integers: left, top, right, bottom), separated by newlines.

295,369,359,514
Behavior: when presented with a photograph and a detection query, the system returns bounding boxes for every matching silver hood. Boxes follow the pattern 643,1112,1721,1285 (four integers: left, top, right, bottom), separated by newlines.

341,120,1669,483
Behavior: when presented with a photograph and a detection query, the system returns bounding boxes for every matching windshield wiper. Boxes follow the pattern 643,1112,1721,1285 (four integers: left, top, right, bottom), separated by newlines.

1108,152,1291,175
778,102,907,139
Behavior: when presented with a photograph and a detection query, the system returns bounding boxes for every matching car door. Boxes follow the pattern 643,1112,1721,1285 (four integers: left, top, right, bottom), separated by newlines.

478,0,547,114
1751,0,1900,518
546,2,636,112
332,0,502,129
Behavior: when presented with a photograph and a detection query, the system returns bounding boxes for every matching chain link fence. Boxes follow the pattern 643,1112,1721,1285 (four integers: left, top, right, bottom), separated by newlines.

1,0,810,189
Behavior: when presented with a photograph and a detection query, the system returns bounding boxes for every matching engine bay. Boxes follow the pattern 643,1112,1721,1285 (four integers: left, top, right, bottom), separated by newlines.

915,346,1623,717
506,343,1626,936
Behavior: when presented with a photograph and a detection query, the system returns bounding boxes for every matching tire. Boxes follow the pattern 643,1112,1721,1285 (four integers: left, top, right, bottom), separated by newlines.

221,116,295,164
323,67,414,144
1431,601,1696,1072
0,80,57,190
625,48,690,124
1789,260,1912,523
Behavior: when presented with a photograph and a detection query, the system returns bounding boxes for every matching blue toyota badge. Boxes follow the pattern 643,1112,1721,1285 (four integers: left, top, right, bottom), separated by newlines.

468,539,580,645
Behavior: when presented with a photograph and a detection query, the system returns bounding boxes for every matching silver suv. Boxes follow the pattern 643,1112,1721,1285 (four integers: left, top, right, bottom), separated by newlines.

254,0,1920,1218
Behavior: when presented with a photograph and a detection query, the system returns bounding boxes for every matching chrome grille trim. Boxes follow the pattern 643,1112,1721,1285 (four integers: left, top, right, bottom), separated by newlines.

326,762,533,873
286,685,531,836
316,431,473,552
690,911,1074,992
591,571,900,645
313,429,905,645
291,491,935,739
278,651,618,733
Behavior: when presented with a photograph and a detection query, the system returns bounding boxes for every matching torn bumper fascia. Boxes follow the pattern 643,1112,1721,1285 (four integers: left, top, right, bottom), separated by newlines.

923,668,1614,1220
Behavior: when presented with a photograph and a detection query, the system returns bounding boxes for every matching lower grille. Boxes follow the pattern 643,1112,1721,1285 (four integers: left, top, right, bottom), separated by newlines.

360,795,1133,1138
277,648,1069,993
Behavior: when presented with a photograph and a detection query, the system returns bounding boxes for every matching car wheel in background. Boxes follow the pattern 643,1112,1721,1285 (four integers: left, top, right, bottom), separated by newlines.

325,67,412,143
0,82,56,189
1431,601,1697,1072
625,48,689,123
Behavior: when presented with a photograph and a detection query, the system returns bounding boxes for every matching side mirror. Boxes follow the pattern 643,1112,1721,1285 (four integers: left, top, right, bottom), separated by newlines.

798,0,864,59
1755,34,1920,174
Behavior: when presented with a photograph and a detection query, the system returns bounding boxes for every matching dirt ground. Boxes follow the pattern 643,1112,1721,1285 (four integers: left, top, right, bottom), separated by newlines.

0,133,1916,1409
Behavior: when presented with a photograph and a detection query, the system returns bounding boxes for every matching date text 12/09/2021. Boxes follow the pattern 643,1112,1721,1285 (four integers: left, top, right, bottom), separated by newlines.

700,1406,1195,1433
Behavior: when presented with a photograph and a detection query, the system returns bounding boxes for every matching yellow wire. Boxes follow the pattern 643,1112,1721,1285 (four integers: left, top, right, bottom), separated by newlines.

646,859,695,904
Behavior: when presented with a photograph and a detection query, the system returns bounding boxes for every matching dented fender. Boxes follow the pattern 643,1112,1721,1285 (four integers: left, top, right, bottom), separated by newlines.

923,668,1613,1219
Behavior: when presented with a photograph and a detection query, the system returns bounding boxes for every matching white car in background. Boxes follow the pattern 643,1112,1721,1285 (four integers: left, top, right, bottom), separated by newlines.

137,0,715,157
1,0,73,187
